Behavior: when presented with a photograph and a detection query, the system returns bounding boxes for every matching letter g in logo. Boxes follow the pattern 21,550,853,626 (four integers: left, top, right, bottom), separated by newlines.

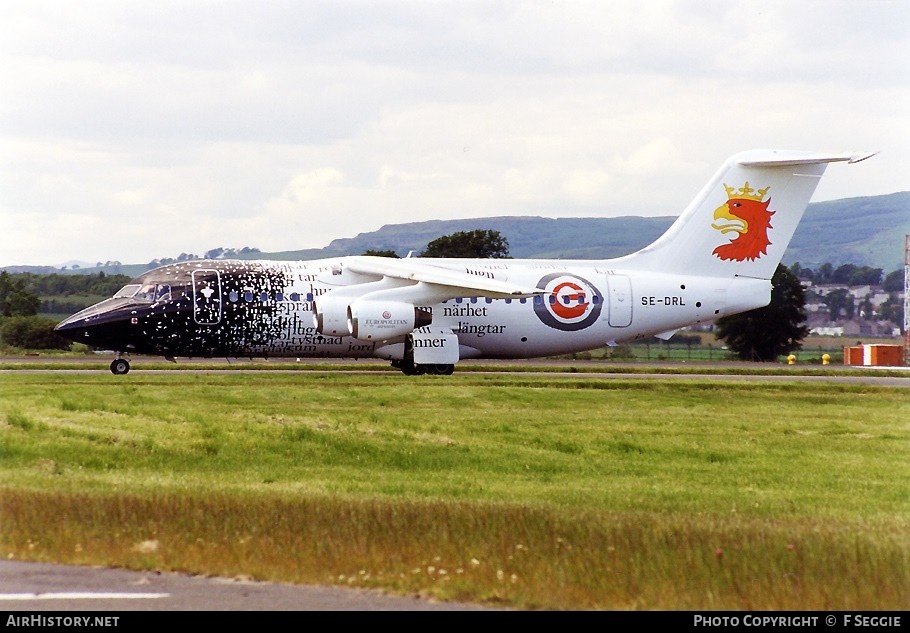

533,273,602,331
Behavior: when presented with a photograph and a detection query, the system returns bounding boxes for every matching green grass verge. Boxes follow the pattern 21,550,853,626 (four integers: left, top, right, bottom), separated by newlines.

1,372,907,610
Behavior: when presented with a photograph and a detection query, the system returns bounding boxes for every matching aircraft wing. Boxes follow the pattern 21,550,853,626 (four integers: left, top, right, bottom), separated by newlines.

345,255,545,300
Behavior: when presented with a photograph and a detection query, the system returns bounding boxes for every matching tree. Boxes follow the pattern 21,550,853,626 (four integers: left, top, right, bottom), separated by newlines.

362,249,399,258
848,266,883,286
0,316,72,350
421,229,510,258
789,262,813,283
832,263,857,284
878,294,903,324
714,264,809,362
0,272,40,317
882,270,903,292
823,288,853,321
816,262,834,284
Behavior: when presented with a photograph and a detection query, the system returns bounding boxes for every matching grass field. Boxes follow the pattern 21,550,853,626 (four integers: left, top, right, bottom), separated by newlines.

0,369,907,610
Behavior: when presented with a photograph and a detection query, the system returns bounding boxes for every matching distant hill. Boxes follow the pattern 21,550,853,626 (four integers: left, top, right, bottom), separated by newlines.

269,215,677,261
4,191,908,277
258,191,910,273
783,192,910,272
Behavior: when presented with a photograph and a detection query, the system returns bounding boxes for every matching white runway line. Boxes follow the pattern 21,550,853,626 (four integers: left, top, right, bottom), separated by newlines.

0,592,169,600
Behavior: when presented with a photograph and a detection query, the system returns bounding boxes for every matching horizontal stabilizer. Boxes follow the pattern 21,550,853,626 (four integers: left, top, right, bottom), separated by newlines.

738,150,877,167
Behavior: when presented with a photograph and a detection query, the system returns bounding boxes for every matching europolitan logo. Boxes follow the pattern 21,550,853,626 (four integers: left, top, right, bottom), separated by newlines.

534,273,602,331
711,181,775,262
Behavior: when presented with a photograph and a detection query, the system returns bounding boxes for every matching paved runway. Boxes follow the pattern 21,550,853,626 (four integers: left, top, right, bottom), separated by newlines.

0,560,495,612
2,356,908,386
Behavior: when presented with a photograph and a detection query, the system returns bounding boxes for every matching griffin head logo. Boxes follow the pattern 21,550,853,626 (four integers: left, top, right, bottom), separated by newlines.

711,182,774,262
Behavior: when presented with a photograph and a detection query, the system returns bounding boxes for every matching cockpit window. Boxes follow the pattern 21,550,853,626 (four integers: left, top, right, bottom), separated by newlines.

114,283,171,302
136,284,158,301
113,284,141,298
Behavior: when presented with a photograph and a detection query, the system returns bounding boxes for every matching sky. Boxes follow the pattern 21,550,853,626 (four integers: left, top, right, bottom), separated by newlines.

1,0,908,268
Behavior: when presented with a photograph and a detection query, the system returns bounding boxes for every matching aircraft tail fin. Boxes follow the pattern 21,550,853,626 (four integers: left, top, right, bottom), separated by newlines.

613,150,875,280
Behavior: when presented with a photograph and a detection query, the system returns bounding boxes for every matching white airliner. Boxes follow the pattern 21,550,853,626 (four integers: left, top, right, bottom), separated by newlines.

55,149,874,375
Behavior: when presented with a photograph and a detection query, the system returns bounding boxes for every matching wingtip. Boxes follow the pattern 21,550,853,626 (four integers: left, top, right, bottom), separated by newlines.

848,151,878,164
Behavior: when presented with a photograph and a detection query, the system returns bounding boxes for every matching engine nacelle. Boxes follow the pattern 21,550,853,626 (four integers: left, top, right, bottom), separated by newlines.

347,300,432,340
312,296,353,336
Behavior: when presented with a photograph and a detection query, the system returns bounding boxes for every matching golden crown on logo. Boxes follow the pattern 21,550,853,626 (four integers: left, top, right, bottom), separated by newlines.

723,181,769,201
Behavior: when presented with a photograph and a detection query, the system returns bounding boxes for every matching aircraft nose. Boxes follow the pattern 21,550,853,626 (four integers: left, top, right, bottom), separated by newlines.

54,296,135,340
54,316,87,342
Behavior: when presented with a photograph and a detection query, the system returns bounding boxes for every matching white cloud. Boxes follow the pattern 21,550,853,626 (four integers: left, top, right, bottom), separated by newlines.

0,0,907,266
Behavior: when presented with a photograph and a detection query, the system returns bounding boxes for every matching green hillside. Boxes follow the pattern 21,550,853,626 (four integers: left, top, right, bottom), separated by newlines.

5,192,908,276
784,192,910,271
265,191,909,272
307,215,676,260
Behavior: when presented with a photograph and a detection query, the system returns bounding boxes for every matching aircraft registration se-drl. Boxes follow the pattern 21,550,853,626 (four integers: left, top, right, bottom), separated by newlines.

55,149,874,375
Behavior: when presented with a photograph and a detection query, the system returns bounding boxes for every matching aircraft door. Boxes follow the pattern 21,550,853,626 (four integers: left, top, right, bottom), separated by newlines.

192,269,222,325
606,274,632,327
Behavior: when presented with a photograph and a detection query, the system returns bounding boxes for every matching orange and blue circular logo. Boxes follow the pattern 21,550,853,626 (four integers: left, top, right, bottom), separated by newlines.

534,273,602,331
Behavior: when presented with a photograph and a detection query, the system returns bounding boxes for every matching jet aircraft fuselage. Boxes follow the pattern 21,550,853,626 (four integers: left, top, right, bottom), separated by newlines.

54,149,875,375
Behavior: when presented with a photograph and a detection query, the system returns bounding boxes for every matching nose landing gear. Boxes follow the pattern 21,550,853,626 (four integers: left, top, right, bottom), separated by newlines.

110,355,131,375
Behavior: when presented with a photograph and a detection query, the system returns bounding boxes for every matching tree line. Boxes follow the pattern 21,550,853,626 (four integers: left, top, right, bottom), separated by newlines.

12,270,131,298
0,229,905,359
11,271,133,317
147,246,261,268
0,271,77,350
790,262,903,291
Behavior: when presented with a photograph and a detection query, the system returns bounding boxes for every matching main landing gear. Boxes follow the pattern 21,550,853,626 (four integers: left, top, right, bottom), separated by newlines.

110,355,130,375
426,364,455,375
392,360,455,376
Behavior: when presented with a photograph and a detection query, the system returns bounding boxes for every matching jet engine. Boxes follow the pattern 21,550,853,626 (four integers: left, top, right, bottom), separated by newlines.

313,276,416,336
312,295,353,336
347,300,432,340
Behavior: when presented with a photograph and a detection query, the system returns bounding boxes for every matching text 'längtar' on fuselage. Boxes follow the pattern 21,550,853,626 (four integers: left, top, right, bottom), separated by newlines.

54,149,875,375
